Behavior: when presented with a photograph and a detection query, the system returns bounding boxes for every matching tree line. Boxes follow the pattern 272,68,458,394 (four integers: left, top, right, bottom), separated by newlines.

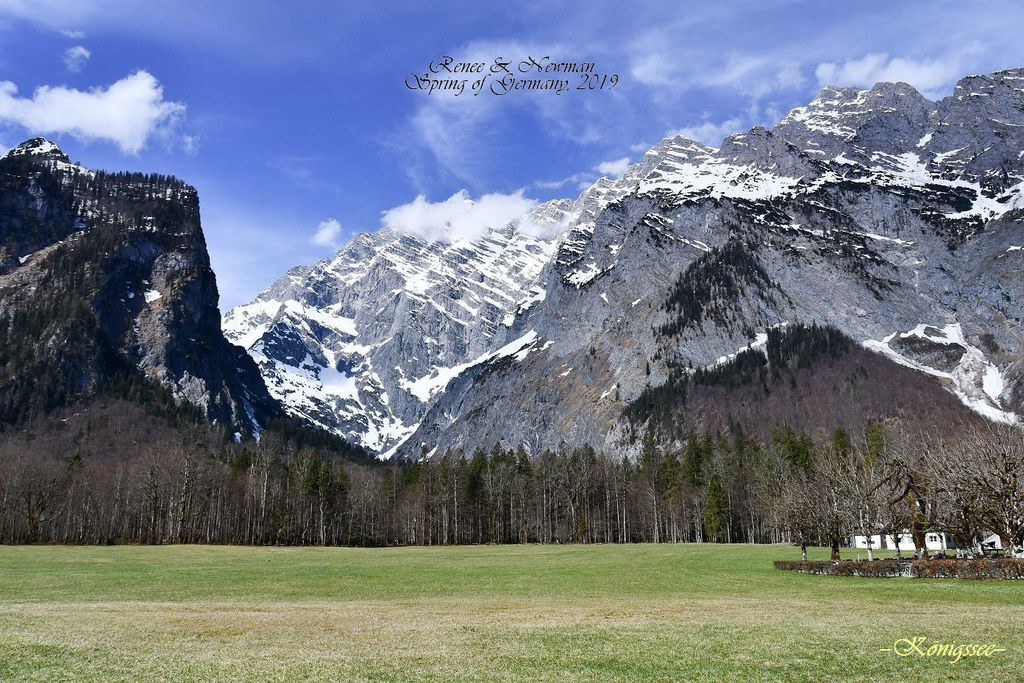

1,401,1020,555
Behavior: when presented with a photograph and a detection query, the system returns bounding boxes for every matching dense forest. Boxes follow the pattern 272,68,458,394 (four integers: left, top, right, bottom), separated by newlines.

629,322,981,443
1,395,1020,558
628,323,852,430
657,238,783,338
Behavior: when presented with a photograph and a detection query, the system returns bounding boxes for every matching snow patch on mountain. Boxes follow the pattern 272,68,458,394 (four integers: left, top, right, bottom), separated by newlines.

863,323,1016,423
712,332,770,368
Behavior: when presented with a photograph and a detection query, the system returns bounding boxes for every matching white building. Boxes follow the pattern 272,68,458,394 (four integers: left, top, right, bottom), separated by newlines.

851,530,1003,553
979,533,1005,552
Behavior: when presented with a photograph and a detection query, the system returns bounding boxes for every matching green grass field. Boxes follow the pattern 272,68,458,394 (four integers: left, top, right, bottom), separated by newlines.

0,544,1021,681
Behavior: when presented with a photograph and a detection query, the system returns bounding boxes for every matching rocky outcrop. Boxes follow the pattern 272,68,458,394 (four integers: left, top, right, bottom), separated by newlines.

0,138,277,434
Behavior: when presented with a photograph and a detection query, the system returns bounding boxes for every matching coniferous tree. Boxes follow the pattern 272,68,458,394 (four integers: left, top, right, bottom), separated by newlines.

704,474,729,542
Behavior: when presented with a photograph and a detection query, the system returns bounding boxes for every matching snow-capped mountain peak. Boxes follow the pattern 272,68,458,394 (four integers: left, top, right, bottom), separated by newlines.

223,217,557,452
4,137,69,161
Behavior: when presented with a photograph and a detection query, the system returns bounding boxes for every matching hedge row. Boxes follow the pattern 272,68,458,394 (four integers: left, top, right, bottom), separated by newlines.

914,559,1024,579
775,559,908,577
774,559,1024,579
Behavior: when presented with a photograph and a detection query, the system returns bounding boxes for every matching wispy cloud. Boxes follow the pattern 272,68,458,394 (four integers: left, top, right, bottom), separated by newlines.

534,172,592,191
0,0,99,29
631,47,805,100
62,45,91,72
668,116,744,147
406,96,494,187
535,155,634,192
401,39,570,186
814,50,980,99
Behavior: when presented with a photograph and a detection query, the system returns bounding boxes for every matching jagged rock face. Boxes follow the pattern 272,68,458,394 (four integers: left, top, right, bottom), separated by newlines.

0,138,277,433
396,68,1024,457
227,68,1024,458
222,219,559,452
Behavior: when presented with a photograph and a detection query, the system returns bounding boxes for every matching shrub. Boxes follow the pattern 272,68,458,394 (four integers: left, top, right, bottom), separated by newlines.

774,558,1024,579
911,559,1024,580
774,560,905,577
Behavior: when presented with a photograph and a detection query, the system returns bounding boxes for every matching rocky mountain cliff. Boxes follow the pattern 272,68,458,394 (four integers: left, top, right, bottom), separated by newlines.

222,210,565,452
227,68,1024,457
0,138,278,435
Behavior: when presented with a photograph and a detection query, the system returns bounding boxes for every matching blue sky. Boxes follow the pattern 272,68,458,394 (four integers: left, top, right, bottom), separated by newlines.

1,0,1023,309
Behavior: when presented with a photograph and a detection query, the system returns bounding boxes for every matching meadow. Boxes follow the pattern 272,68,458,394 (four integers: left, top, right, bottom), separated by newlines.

0,544,1021,681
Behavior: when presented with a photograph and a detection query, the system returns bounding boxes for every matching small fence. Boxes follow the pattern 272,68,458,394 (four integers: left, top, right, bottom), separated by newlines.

774,558,1024,579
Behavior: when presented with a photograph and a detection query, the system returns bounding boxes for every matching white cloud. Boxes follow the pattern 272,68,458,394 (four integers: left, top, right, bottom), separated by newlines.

381,190,537,242
0,70,184,153
814,52,973,98
311,218,342,248
62,45,90,72
594,156,630,178
60,29,85,39
668,116,743,147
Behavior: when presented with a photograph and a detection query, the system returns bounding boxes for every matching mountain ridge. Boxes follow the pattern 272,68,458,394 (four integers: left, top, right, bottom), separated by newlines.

225,67,1024,457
